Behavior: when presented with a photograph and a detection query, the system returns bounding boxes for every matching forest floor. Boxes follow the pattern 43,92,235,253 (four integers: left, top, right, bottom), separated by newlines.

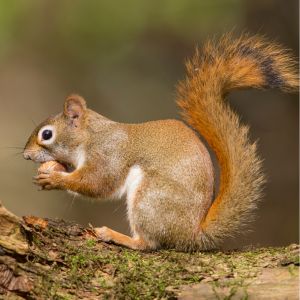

0,202,299,300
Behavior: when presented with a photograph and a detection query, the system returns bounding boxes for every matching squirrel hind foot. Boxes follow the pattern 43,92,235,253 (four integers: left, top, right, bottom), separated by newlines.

94,226,157,250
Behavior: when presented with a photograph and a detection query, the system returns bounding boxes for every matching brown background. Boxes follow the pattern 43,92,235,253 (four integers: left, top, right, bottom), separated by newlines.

0,0,298,248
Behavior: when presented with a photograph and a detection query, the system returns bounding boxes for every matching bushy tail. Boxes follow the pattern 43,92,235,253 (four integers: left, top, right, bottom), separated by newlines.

177,33,299,248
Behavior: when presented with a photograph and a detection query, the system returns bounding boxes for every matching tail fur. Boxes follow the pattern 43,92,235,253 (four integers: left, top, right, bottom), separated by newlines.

177,33,299,249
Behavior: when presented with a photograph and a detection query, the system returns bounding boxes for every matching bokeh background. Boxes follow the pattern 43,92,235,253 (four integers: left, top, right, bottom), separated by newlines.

0,0,298,248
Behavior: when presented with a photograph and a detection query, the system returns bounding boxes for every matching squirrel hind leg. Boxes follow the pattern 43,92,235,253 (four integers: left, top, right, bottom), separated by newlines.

132,175,205,251
94,226,156,250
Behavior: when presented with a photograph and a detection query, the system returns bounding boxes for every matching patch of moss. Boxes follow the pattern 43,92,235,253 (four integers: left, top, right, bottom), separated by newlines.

22,220,299,299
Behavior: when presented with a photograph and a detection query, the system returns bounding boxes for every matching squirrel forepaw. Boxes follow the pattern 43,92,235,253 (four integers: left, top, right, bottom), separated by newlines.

33,171,63,190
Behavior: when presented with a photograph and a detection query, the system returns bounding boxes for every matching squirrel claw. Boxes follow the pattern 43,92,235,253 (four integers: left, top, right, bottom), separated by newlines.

33,171,62,190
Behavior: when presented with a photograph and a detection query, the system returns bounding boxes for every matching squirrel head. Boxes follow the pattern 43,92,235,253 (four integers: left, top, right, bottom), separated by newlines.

23,94,90,170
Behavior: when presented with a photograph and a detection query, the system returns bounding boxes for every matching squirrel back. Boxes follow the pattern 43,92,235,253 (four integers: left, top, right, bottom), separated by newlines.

177,33,298,248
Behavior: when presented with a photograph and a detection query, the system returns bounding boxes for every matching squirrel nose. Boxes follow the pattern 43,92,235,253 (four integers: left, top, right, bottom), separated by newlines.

23,151,32,160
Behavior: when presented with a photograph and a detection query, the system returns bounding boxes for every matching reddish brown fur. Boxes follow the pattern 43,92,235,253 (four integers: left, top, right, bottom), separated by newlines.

177,33,298,244
24,34,298,251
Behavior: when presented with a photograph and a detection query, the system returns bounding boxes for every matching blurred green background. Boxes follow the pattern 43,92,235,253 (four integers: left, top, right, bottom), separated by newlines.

0,0,298,248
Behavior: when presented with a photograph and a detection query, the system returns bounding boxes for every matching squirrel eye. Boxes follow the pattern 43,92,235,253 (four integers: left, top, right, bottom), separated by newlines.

42,129,52,140
38,125,55,145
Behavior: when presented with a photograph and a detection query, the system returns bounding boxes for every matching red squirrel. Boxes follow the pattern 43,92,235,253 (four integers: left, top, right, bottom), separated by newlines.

23,34,298,251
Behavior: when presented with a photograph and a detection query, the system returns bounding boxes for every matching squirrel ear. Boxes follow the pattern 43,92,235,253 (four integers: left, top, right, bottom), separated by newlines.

64,94,87,120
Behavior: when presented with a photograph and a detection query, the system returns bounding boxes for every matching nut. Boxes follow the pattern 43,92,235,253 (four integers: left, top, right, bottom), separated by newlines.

38,161,66,174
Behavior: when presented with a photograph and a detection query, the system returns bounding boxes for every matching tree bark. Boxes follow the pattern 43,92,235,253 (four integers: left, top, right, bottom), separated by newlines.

0,201,298,299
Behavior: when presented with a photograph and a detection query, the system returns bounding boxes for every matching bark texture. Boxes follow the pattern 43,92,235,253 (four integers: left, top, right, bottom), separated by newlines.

0,201,298,299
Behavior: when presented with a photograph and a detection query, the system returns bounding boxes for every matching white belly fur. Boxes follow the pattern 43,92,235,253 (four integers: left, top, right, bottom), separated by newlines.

115,165,144,222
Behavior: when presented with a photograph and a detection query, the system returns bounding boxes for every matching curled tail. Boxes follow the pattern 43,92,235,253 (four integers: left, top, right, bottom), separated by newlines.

177,33,299,248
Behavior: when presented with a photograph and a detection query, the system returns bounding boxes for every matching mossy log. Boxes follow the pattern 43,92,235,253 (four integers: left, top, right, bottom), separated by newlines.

0,201,298,300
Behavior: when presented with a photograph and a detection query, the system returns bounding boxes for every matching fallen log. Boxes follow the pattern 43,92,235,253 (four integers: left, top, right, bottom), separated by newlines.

0,201,298,299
